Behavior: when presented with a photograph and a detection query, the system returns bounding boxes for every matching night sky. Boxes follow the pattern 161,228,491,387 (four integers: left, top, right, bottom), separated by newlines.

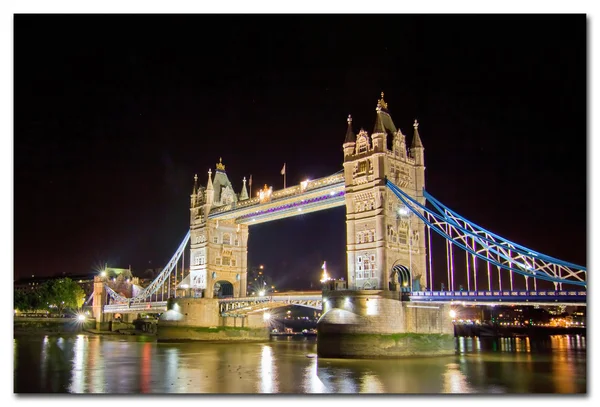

14,15,586,290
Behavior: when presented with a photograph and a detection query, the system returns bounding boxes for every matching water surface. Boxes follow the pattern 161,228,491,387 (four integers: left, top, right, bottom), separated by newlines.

14,334,586,394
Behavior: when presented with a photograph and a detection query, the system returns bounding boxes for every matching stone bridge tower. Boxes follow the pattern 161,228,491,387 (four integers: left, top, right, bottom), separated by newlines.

342,93,427,291
189,158,249,298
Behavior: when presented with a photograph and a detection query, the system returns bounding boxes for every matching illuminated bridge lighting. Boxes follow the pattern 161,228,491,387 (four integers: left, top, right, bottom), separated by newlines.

236,191,345,221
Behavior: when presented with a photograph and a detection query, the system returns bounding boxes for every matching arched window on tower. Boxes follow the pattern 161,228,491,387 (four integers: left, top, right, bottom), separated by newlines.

223,233,231,245
356,137,369,154
357,160,368,174
398,230,407,245
363,259,371,278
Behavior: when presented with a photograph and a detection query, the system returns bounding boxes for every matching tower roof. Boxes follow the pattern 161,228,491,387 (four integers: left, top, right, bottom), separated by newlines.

372,92,397,136
344,115,356,144
411,119,424,149
212,158,237,204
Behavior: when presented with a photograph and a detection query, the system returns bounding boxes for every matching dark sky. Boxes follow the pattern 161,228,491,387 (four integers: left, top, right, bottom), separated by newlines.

14,15,586,289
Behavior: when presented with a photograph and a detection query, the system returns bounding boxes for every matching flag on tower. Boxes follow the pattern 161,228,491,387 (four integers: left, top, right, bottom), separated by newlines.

281,163,286,188
322,261,326,270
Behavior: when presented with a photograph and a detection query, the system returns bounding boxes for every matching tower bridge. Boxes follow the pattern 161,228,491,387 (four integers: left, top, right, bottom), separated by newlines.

92,92,586,357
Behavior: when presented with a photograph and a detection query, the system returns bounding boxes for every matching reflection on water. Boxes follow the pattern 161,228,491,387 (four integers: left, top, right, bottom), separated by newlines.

13,334,586,394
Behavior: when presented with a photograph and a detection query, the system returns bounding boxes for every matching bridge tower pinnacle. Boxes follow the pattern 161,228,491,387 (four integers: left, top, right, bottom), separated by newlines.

342,92,427,291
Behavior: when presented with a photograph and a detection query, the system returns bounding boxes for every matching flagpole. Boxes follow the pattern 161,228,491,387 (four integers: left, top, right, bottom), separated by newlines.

284,163,286,189
249,174,252,197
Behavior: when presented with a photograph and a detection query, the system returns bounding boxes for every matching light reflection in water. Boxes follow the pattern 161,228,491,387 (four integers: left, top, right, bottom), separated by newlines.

550,335,576,393
359,373,384,393
69,335,86,393
140,342,152,393
165,348,180,391
13,335,586,394
443,363,472,393
40,336,49,386
259,345,278,393
88,336,104,393
302,357,327,393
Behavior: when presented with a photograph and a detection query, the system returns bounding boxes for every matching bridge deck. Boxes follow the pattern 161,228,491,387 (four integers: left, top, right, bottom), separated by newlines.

102,290,586,314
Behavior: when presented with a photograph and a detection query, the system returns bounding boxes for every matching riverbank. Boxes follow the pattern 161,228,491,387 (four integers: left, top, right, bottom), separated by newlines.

454,324,586,338
13,317,155,337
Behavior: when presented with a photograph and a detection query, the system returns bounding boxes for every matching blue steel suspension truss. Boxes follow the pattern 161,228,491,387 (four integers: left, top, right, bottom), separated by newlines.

385,179,586,289
104,230,191,304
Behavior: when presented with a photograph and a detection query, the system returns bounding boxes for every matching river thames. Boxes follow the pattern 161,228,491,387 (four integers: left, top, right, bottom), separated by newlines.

13,334,586,394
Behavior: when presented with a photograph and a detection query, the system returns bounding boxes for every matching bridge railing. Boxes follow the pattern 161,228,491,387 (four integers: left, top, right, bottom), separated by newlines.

104,301,168,313
410,290,587,302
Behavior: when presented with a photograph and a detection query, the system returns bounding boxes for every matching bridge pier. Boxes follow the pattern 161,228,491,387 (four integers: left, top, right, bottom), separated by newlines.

317,290,455,358
156,298,269,342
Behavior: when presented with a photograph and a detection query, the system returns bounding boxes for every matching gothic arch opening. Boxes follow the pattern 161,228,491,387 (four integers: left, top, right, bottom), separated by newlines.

213,280,234,298
391,264,411,292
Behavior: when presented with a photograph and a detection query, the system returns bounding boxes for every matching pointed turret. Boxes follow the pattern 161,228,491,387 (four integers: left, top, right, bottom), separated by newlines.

373,110,386,135
411,119,424,149
205,168,214,207
206,168,213,191
190,173,198,208
240,176,249,200
343,115,356,159
344,115,356,144
410,119,425,166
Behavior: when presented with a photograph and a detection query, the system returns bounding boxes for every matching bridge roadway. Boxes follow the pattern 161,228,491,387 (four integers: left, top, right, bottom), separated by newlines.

207,172,345,225
102,290,586,314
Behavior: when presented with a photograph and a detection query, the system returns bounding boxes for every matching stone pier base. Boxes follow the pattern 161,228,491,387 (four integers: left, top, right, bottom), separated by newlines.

157,324,269,342
317,290,456,358
156,297,269,342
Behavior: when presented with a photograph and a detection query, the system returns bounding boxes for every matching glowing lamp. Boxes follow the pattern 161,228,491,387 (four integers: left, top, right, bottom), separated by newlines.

77,314,86,322
449,310,457,319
